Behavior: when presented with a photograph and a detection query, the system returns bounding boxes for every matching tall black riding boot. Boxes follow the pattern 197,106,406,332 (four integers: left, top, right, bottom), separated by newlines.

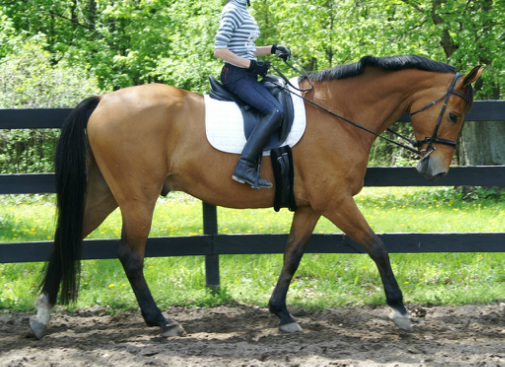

232,109,283,189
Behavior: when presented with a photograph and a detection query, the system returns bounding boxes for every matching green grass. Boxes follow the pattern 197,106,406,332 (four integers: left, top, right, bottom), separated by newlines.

1,187,505,312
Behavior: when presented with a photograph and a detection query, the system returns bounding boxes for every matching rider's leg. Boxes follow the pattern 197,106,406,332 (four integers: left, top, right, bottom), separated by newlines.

221,64,284,188
232,109,283,188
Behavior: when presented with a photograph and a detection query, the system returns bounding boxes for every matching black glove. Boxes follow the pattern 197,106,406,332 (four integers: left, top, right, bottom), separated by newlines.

248,60,272,77
271,44,291,61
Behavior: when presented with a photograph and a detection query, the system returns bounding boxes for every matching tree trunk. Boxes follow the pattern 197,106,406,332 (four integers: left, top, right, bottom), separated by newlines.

88,0,96,31
458,121,505,166
447,0,504,169
430,0,458,57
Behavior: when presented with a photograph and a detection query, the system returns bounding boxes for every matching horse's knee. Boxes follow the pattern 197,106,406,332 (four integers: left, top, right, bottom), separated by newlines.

368,238,389,263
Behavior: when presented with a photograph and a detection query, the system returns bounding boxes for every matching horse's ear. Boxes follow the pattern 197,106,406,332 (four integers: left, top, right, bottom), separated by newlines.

462,65,484,87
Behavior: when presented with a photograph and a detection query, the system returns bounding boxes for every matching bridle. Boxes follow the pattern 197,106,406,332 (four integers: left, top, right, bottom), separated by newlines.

408,72,466,159
273,59,467,159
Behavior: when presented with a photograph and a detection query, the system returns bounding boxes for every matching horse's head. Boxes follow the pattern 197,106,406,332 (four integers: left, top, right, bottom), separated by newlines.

410,66,483,181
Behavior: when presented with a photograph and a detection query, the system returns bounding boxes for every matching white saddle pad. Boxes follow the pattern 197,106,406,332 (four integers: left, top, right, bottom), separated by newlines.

204,77,306,156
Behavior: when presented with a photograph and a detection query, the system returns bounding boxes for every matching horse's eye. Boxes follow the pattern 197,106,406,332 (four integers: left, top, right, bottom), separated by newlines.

448,112,459,123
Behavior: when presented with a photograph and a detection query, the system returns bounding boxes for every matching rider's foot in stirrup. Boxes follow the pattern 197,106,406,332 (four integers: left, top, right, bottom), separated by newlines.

232,173,272,189
232,160,272,189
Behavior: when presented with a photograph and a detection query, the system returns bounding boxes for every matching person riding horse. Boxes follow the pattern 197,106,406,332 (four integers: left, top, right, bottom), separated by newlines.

214,0,291,189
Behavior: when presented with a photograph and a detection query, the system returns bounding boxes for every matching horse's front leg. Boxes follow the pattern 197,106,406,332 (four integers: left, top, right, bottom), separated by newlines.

269,206,321,332
323,196,411,331
118,206,184,337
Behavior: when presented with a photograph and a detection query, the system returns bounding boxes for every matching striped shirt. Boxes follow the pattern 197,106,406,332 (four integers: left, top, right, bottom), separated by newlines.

214,0,260,64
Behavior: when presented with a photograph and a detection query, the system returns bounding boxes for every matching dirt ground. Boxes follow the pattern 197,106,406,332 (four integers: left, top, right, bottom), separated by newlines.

1,303,505,367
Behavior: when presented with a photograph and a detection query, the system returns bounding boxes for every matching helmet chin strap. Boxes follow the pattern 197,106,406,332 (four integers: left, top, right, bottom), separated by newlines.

247,0,251,6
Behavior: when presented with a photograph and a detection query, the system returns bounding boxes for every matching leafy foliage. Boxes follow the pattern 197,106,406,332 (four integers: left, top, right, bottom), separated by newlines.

2,1,502,94
0,30,102,172
0,1,503,172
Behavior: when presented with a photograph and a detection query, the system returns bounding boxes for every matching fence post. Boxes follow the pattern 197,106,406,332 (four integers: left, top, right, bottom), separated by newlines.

202,202,220,289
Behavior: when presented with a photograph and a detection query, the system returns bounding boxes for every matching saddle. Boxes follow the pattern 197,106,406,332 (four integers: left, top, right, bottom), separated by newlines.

208,75,295,151
208,75,297,212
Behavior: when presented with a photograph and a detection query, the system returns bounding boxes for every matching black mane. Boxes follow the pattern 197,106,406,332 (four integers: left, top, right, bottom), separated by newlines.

304,55,457,82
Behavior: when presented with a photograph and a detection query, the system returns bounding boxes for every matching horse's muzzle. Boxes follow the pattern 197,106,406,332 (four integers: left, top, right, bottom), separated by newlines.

416,156,448,181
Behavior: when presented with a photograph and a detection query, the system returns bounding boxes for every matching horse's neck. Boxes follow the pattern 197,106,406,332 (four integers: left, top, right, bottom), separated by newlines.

312,71,419,135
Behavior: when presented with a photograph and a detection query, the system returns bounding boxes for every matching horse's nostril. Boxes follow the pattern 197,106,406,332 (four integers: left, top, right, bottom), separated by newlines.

416,157,448,181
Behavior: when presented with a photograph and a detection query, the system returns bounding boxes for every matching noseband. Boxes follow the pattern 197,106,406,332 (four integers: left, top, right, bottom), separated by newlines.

409,72,465,158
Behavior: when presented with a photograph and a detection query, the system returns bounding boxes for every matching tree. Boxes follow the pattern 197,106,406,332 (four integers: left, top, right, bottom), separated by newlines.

0,29,102,173
1,0,212,90
415,0,504,167
446,0,505,167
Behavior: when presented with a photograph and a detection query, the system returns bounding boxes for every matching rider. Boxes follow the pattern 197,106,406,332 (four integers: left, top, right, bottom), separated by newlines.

214,0,291,189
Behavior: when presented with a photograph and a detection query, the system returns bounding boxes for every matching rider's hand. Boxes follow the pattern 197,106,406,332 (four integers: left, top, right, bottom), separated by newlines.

271,44,291,61
248,60,272,77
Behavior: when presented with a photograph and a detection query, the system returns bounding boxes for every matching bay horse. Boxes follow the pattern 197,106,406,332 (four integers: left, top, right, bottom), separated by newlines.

30,55,482,339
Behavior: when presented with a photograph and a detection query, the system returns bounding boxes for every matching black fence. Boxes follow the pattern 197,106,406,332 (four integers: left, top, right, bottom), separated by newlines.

1,101,504,287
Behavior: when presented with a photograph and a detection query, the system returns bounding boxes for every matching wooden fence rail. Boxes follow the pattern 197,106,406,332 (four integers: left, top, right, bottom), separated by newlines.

1,101,504,288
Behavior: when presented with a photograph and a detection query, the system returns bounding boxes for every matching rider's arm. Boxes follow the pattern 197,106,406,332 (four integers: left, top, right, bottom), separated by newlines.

214,46,274,68
214,48,252,68
255,46,275,57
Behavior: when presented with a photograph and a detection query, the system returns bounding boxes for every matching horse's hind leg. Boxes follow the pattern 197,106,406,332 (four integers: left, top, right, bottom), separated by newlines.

269,206,321,332
82,156,118,237
323,197,411,331
30,158,117,339
117,200,183,337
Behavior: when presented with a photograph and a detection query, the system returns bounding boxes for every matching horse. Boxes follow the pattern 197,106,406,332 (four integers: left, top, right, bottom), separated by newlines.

30,55,482,339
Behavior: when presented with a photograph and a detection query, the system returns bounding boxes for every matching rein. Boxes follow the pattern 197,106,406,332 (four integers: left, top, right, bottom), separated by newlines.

272,59,465,158
272,58,314,92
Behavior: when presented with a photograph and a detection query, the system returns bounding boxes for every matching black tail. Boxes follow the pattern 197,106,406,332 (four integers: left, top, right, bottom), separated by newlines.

41,96,100,305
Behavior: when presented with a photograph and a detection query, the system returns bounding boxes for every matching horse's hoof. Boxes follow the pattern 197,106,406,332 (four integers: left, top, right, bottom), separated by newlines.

29,317,48,340
279,322,302,333
162,322,186,337
390,310,412,331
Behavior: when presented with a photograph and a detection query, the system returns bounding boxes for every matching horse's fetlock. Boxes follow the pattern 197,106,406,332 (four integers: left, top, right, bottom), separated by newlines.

386,291,404,306
268,301,280,315
141,307,166,328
